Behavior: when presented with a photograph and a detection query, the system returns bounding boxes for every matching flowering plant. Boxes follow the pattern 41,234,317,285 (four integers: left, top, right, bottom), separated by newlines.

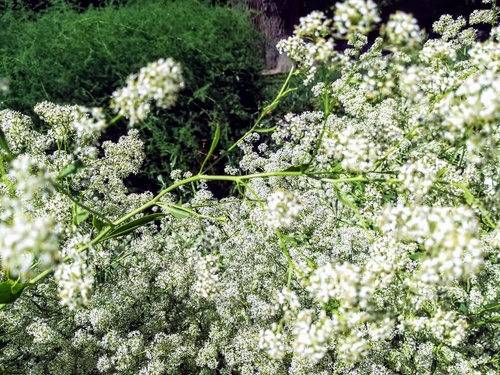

1,1,500,373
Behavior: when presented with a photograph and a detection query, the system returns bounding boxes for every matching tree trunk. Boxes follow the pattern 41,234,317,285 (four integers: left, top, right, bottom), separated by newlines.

233,0,301,71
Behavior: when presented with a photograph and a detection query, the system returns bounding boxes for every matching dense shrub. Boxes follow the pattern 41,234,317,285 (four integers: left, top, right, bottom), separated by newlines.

0,0,263,188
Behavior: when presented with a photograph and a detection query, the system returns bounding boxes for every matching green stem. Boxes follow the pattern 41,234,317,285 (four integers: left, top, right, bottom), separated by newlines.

0,154,14,195
54,182,113,225
332,182,374,242
276,229,305,280
373,124,420,171
226,65,296,154
453,182,496,229
1,165,401,310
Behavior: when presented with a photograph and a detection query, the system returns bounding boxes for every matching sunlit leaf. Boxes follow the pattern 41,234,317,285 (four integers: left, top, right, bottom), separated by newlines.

409,252,424,260
157,203,191,219
483,302,500,311
458,303,468,315
74,206,90,225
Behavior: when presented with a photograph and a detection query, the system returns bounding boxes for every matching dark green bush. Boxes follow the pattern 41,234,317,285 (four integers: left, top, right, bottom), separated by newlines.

0,0,263,190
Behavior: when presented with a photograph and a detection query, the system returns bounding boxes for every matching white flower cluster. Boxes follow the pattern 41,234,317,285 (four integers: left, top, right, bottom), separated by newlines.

437,69,500,150
272,111,324,149
380,205,483,284
191,254,220,300
323,124,380,172
72,106,107,146
333,0,380,36
0,154,60,279
469,9,497,25
383,11,424,50
258,322,287,360
7,154,54,200
265,190,302,229
2,1,500,374
272,287,301,317
110,58,184,126
292,310,334,364
35,101,103,157
397,155,443,201
307,262,362,307
0,213,59,279
0,110,51,155
54,252,93,310
403,308,468,347
279,0,381,84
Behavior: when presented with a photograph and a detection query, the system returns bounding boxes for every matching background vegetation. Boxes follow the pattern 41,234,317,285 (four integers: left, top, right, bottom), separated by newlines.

0,0,264,192
0,0,490,194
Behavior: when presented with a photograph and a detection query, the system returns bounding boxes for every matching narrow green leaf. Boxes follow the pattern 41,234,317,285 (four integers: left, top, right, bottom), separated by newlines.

157,174,167,190
476,315,500,326
157,203,191,219
100,213,166,242
336,189,355,210
254,126,277,133
462,187,475,207
283,163,310,173
57,160,85,180
484,302,500,311
263,101,278,114
199,124,220,173
0,128,13,160
0,281,26,304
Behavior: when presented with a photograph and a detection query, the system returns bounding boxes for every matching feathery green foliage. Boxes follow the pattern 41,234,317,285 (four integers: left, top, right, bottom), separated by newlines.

0,0,262,189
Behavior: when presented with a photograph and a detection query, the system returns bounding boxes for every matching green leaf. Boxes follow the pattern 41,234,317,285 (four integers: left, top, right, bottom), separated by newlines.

57,160,85,180
74,206,90,225
410,252,424,260
191,83,211,103
254,126,277,133
282,234,308,245
10,282,24,295
100,213,166,242
458,303,468,315
436,168,446,179
157,174,167,190
382,193,397,203
0,128,13,160
282,163,310,173
483,302,500,311
157,203,191,219
92,215,107,232
199,124,220,173
0,281,26,304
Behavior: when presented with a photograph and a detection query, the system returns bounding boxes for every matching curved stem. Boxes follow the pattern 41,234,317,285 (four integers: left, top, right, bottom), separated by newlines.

223,66,296,155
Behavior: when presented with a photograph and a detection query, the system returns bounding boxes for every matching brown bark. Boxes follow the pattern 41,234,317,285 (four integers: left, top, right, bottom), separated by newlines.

233,0,300,71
